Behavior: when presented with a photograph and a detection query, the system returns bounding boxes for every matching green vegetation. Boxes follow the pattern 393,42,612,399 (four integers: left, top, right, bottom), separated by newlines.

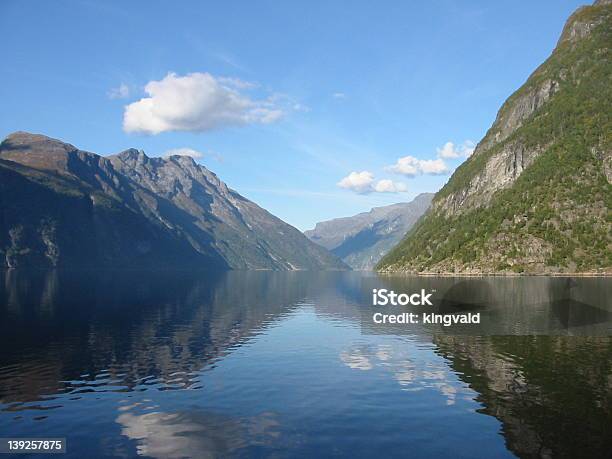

378,2,611,273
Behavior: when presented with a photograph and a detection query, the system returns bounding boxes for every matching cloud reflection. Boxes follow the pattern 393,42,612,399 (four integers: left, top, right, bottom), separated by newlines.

339,343,467,405
117,409,280,458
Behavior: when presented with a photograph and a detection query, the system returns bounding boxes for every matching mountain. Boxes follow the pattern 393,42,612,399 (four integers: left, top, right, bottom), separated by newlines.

305,193,433,270
0,132,347,270
378,0,611,274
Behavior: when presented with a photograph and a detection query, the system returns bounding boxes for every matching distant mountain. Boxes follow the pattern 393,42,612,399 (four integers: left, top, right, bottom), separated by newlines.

378,0,611,274
305,193,433,270
0,132,347,270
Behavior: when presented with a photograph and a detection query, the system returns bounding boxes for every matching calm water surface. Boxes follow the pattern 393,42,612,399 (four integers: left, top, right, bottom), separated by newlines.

0,271,610,458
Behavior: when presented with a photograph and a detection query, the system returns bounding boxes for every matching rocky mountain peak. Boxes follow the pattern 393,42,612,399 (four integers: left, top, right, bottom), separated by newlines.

116,148,148,163
0,131,84,172
557,0,610,46
1,131,77,155
110,148,223,196
167,154,197,166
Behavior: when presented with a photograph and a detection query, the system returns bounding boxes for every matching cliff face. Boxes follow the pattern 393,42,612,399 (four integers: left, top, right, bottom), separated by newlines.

0,132,347,270
305,193,433,270
378,1,611,274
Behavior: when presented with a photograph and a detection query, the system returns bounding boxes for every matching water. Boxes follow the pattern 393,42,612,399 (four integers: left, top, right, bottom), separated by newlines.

0,271,610,458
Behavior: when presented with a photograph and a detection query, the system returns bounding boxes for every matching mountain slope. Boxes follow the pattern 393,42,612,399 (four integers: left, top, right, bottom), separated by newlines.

108,148,346,270
0,132,347,270
378,0,611,274
0,157,209,269
305,193,433,270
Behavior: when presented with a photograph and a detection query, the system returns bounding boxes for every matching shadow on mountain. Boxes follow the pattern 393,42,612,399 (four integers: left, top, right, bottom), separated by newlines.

332,226,379,259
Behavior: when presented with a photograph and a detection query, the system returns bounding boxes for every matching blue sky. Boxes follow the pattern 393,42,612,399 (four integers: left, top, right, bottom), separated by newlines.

0,0,585,230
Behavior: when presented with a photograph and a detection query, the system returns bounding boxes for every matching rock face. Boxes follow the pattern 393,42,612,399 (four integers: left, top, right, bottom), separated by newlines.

0,132,347,270
378,0,611,274
305,193,433,270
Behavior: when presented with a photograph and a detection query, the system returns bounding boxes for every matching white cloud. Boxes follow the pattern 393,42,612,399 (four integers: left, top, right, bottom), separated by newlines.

437,141,460,159
373,179,408,193
337,171,407,194
383,141,474,180
163,148,204,159
437,140,475,159
332,92,347,99
386,156,449,176
387,156,420,176
337,171,374,193
418,158,449,175
108,83,130,99
123,72,284,134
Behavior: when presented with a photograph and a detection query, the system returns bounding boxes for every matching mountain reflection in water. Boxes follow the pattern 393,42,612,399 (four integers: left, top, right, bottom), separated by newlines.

0,270,610,458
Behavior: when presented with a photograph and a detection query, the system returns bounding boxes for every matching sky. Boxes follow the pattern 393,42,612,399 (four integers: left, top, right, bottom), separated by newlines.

0,0,586,230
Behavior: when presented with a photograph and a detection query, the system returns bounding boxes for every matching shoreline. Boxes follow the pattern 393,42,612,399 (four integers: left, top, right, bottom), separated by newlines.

376,271,612,277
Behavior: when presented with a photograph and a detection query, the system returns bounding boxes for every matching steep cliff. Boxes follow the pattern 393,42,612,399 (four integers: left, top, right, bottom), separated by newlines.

378,0,611,274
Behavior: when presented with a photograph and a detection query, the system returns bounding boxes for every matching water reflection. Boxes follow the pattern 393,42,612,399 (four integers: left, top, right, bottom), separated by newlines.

434,335,612,458
438,279,494,313
0,270,610,458
117,410,281,458
0,270,309,405
339,343,464,406
365,275,611,335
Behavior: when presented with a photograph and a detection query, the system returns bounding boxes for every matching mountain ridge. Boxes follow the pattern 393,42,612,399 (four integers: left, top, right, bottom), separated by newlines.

305,193,433,270
0,132,347,270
